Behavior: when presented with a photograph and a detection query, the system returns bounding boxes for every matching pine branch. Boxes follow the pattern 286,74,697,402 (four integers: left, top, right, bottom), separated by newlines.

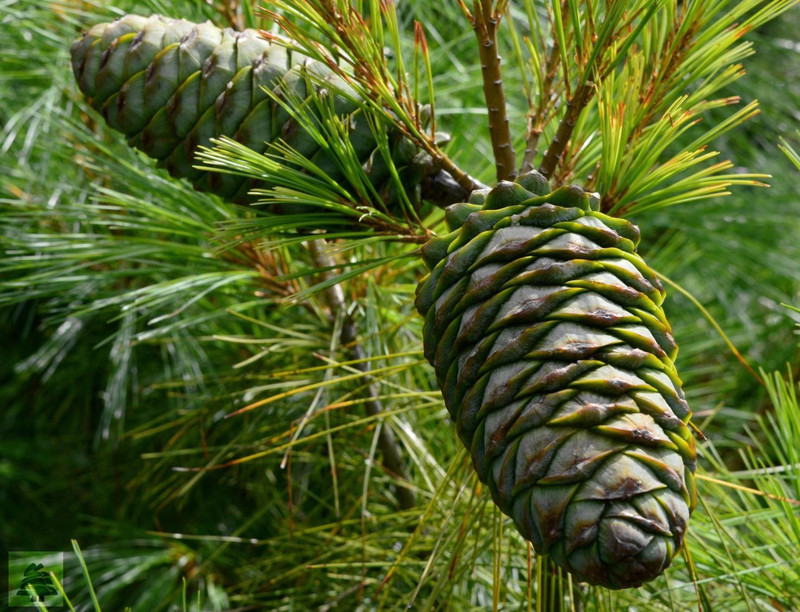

529,1,665,183
462,0,517,181
307,240,415,511
423,147,487,199
539,81,594,179
521,24,562,174
267,1,485,202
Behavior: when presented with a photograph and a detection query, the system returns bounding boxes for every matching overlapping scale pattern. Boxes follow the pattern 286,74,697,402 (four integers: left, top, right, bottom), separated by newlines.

415,172,697,589
70,14,439,206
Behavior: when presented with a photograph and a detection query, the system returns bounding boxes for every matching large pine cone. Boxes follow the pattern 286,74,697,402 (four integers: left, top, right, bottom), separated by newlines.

70,14,446,207
415,172,697,589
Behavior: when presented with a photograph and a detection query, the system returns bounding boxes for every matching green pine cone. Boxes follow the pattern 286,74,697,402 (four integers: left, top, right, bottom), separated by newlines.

70,14,443,207
415,171,697,589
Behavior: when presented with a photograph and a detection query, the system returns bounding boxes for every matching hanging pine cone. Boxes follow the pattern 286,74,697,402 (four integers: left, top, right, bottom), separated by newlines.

415,171,697,589
70,14,447,207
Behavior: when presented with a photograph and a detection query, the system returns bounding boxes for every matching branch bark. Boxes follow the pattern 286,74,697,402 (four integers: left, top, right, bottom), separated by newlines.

538,81,594,179
308,240,416,511
472,1,516,181
521,30,562,174
435,152,487,195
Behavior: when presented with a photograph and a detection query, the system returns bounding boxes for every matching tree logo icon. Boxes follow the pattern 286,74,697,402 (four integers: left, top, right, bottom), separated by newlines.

15,562,58,602
8,551,64,608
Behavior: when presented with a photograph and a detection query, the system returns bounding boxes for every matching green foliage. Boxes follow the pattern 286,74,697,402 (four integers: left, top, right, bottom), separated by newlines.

503,0,796,214
2,0,800,609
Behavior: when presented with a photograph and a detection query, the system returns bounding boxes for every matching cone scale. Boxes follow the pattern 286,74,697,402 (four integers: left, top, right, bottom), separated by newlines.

70,15,435,206
415,172,697,589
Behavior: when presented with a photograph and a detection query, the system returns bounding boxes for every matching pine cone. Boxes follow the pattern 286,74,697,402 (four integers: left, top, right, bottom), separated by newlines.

415,172,697,589
70,14,443,207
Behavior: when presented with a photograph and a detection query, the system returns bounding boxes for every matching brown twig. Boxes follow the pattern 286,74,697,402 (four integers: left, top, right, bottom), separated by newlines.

307,240,416,511
464,0,516,181
538,80,594,179
521,20,563,174
435,150,486,195
209,0,245,30
394,113,486,195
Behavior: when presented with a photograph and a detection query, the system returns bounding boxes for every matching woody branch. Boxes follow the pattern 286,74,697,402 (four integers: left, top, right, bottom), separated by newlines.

462,0,516,181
